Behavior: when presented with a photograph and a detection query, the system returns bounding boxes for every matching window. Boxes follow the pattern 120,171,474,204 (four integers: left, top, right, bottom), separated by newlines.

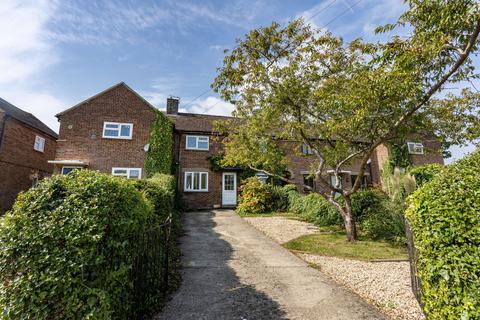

303,174,315,192
62,166,81,175
350,175,368,188
186,135,209,150
407,142,424,155
184,171,208,191
34,136,45,152
102,122,133,139
112,168,142,179
301,144,314,155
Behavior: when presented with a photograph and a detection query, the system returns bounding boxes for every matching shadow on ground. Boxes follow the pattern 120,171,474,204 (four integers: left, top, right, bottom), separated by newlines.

155,211,288,320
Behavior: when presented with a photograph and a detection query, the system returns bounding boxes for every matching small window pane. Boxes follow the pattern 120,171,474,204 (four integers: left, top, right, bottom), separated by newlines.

187,136,197,148
129,169,140,179
106,124,119,129
186,173,192,189
193,172,200,189
201,173,207,189
104,129,118,137
120,125,131,137
114,169,127,175
197,140,208,150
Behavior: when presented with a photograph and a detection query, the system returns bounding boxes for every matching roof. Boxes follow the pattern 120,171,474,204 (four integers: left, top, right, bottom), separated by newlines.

56,82,158,117
0,97,58,139
165,112,235,133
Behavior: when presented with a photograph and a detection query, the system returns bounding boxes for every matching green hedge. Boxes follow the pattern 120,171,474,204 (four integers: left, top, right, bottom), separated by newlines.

0,170,155,319
406,150,480,318
408,163,444,187
288,190,342,227
237,177,288,214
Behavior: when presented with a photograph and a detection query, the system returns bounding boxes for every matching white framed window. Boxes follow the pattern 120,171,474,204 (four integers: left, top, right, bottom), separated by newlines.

61,166,81,175
186,135,209,150
34,135,45,152
112,167,142,179
102,122,133,139
301,143,314,155
184,171,208,192
407,142,424,155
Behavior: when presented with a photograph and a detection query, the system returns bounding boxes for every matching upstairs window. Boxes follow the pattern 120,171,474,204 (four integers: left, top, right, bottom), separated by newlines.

186,135,209,150
407,142,424,155
103,122,133,139
185,171,208,191
34,136,45,152
62,166,81,175
112,167,141,179
301,144,314,155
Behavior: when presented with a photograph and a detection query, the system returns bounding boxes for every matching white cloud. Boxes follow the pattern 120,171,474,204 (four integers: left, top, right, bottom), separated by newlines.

0,0,65,133
185,96,235,116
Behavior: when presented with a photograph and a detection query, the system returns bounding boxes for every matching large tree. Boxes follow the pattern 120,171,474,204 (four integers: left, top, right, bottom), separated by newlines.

213,0,480,241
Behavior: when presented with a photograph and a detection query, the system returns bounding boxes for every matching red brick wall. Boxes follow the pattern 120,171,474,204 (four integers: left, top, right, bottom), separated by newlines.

177,133,227,210
54,84,156,177
0,117,56,212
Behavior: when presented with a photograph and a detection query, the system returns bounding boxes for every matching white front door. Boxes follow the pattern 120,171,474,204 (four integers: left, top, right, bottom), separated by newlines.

222,172,237,206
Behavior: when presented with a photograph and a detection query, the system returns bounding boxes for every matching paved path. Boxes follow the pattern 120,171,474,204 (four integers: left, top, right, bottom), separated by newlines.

155,210,385,320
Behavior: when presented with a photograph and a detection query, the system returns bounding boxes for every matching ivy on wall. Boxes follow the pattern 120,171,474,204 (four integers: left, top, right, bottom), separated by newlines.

144,111,173,177
388,141,412,171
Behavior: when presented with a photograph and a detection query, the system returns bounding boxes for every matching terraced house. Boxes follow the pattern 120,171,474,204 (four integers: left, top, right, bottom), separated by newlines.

0,98,58,213
50,82,444,210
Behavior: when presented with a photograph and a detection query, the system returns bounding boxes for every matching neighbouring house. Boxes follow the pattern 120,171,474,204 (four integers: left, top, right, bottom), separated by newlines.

51,82,444,210
0,98,58,213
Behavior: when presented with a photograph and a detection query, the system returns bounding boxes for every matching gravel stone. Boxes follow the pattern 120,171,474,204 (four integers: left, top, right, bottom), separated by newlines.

244,216,425,320
243,216,319,243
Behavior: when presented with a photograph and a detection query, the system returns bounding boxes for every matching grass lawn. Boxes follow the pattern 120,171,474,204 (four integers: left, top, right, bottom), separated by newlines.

283,233,408,261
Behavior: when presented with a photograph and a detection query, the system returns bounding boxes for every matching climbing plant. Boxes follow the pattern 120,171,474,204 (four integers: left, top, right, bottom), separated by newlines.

388,142,412,171
145,111,173,177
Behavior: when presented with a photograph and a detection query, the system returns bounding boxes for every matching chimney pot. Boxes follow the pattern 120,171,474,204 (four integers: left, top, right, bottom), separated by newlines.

166,96,179,115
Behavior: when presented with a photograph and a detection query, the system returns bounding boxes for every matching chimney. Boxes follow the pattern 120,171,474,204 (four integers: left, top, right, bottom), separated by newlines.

166,96,179,115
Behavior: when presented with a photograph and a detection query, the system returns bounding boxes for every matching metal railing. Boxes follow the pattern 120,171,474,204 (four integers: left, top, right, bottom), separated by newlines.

405,219,424,311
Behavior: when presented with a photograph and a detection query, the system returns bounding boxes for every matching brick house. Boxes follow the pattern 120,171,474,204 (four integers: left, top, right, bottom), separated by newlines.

51,83,444,210
0,98,58,213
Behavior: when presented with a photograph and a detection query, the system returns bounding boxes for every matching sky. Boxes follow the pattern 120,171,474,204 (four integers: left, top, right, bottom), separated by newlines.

0,0,477,163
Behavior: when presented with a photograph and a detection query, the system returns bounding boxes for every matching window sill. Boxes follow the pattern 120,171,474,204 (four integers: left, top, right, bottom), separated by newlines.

102,136,133,140
184,190,209,193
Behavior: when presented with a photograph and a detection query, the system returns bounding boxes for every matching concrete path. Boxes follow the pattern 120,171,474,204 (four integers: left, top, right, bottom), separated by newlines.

155,210,386,320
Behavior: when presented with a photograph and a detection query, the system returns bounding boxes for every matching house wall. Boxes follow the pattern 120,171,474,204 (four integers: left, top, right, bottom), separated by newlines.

0,117,56,212
177,132,228,210
54,85,156,176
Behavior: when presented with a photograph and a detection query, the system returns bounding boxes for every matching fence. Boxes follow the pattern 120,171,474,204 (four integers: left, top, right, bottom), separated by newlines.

405,219,424,311
128,216,173,320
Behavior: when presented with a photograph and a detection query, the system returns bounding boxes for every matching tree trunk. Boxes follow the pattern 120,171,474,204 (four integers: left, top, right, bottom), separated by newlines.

343,196,358,242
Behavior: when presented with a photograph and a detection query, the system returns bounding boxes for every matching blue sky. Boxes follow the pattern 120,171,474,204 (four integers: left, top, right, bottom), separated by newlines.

0,0,476,162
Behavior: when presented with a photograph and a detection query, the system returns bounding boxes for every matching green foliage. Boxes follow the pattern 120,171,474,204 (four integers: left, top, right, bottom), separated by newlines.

0,170,155,319
288,191,342,227
388,142,412,169
408,163,444,187
406,149,480,319
362,199,406,243
237,178,287,214
349,188,388,222
145,111,173,177
207,153,226,172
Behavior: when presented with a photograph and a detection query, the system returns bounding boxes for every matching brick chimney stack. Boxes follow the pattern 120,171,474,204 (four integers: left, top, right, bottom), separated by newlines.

166,96,179,115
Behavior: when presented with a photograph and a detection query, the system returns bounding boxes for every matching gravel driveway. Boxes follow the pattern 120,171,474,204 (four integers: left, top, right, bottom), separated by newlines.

244,215,424,320
155,210,385,320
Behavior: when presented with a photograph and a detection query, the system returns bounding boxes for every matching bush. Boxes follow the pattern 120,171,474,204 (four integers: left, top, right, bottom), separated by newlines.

350,188,388,222
406,150,480,318
0,170,155,319
288,192,342,227
237,177,288,214
408,163,444,187
362,199,406,242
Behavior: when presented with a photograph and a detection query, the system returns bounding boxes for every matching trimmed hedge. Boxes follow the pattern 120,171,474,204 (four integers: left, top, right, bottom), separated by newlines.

0,170,155,319
406,150,480,318
288,191,342,227
408,163,444,187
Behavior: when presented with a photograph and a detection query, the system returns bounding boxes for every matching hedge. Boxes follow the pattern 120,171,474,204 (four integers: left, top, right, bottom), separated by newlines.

406,150,480,319
237,177,288,214
287,189,342,227
408,163,444,187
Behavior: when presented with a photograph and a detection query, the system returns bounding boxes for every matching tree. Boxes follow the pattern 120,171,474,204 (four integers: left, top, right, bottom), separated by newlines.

212,0,480,241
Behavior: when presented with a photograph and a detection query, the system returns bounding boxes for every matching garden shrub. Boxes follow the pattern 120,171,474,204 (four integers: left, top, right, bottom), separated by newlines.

406,150,480,319
362,199,406,243
0,170,155,319
349,188,388,222
270,185,289,212
408,163,444,187
289,192,342,227
237,177,273,214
